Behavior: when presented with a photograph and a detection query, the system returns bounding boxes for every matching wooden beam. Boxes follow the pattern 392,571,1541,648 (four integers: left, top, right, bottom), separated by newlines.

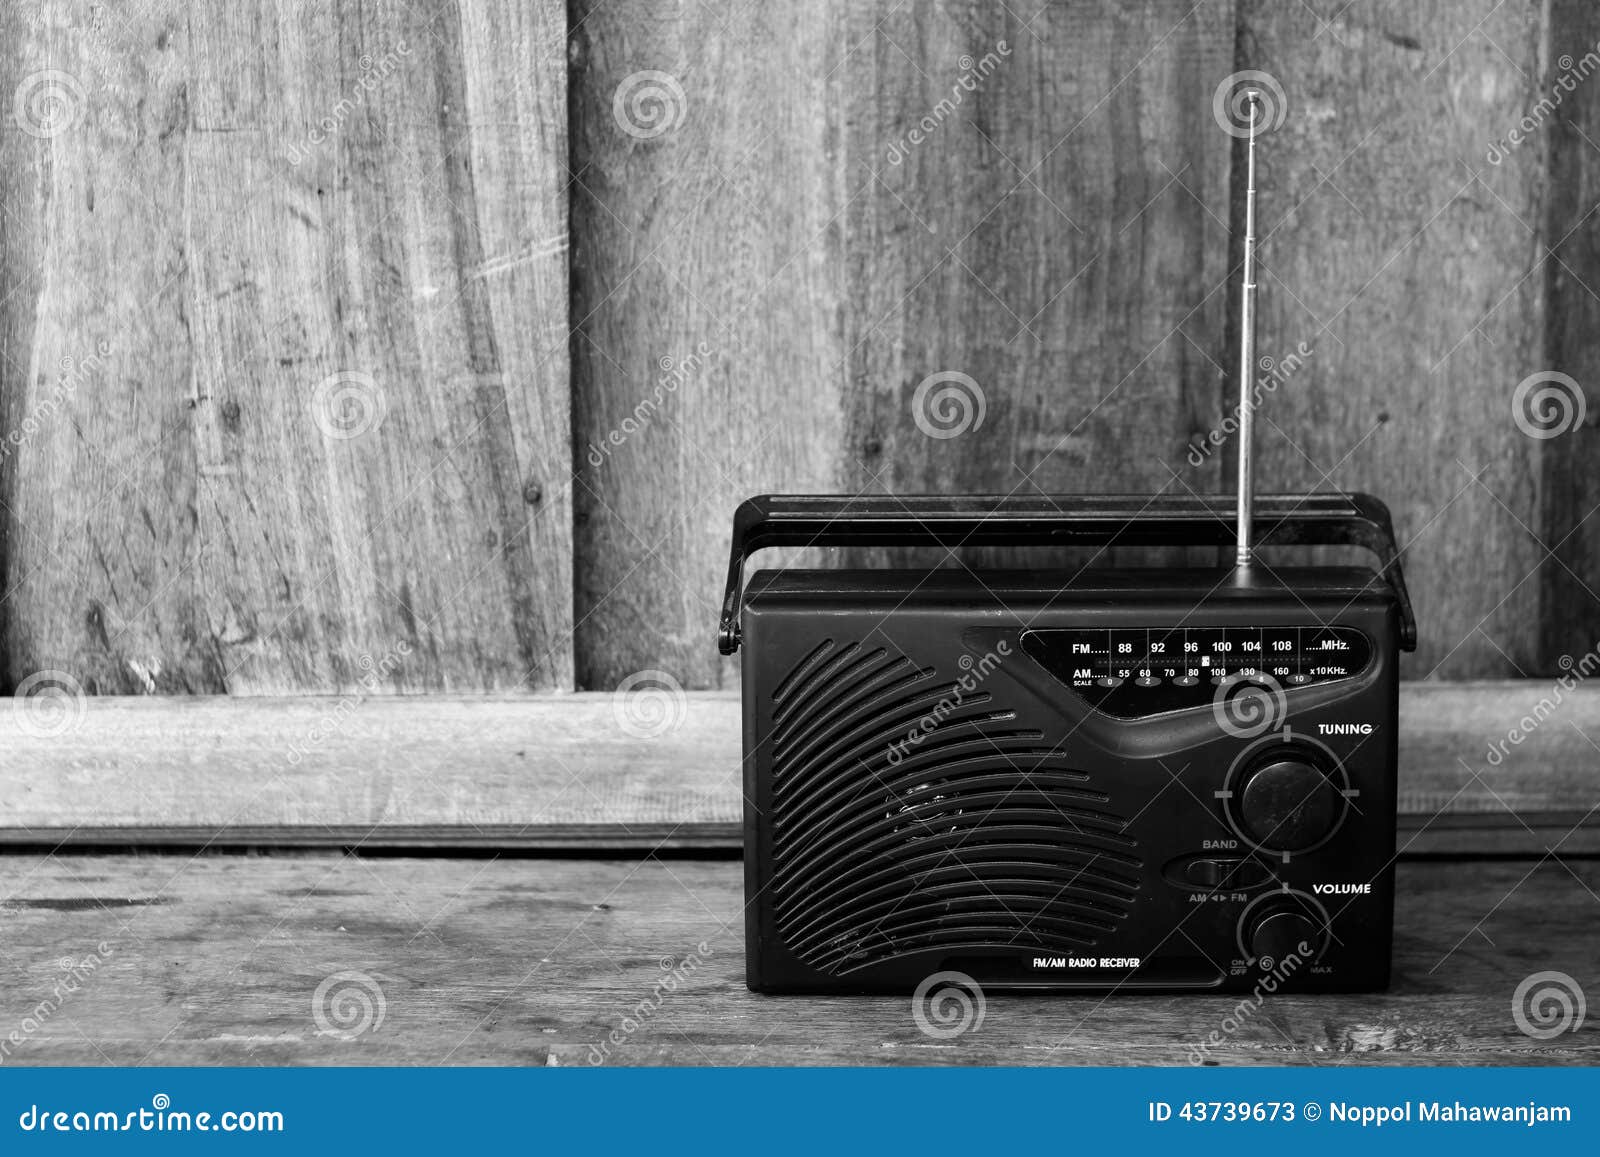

0,854,1593,1064
0,683,1596,853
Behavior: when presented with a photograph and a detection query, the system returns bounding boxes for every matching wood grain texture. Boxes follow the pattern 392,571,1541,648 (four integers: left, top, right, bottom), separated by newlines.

0,692,742,835
0,684,1596,854
0,0,572,696
570,0,1238,691
568,0,848,692
1541,0,1600,671
0,854,1594,1064
1238,1,1549,679
839,0,1236,570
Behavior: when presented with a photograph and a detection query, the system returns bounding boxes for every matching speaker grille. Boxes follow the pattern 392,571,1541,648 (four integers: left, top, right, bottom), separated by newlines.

767,639,1142,975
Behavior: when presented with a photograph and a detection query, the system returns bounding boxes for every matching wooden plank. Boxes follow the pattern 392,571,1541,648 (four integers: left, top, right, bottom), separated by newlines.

1238,1,1548,679
0,854,1593,1064
1541,0,1600,670
569,0,1237,691
568,0,848,691
0,0,572,696
0,684,1596,853
838,0,1236,572
0,2,209,692
0,693,742,834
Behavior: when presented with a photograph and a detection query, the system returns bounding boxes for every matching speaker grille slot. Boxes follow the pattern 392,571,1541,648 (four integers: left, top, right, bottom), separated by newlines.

768,640,1142,975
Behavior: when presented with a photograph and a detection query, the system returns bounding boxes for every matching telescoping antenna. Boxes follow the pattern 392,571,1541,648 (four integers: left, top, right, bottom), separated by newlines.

1234,90,1261,569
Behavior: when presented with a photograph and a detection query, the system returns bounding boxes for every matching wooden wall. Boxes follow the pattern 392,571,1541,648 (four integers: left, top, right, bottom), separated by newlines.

572,0,1238,689
1242,0,1549,679
573,0,1588,688
2,0,1595,696
0,0,571,695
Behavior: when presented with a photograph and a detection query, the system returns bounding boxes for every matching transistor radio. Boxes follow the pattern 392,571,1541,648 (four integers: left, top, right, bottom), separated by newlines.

720,93,1418,994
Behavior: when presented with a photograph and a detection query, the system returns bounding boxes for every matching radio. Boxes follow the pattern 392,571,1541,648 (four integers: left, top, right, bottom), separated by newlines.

720,94,1418,994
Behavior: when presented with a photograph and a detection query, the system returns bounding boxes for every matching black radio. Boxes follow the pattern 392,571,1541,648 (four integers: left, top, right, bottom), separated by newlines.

720,92,1418,995
721,493,1414,994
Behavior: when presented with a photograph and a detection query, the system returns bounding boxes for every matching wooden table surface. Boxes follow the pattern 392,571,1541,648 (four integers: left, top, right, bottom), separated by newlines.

1,853,1595,1066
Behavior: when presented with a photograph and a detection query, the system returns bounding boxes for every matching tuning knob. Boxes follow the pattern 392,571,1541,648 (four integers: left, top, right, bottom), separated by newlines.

1235,750,1342,852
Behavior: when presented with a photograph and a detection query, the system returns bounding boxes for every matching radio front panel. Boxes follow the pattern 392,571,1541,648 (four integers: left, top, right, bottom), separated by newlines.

738,570,1403,995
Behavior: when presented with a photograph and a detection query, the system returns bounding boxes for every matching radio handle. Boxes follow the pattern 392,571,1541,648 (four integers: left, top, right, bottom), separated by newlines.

717,492,1417,655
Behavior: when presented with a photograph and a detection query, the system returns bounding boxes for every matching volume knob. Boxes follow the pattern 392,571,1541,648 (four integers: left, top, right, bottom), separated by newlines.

1247,906,1321,964
1236,752,1342,852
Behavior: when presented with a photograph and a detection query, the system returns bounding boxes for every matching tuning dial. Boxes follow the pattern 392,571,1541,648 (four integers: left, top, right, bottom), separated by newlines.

1235,749,1343,852
1242,894,1328,965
